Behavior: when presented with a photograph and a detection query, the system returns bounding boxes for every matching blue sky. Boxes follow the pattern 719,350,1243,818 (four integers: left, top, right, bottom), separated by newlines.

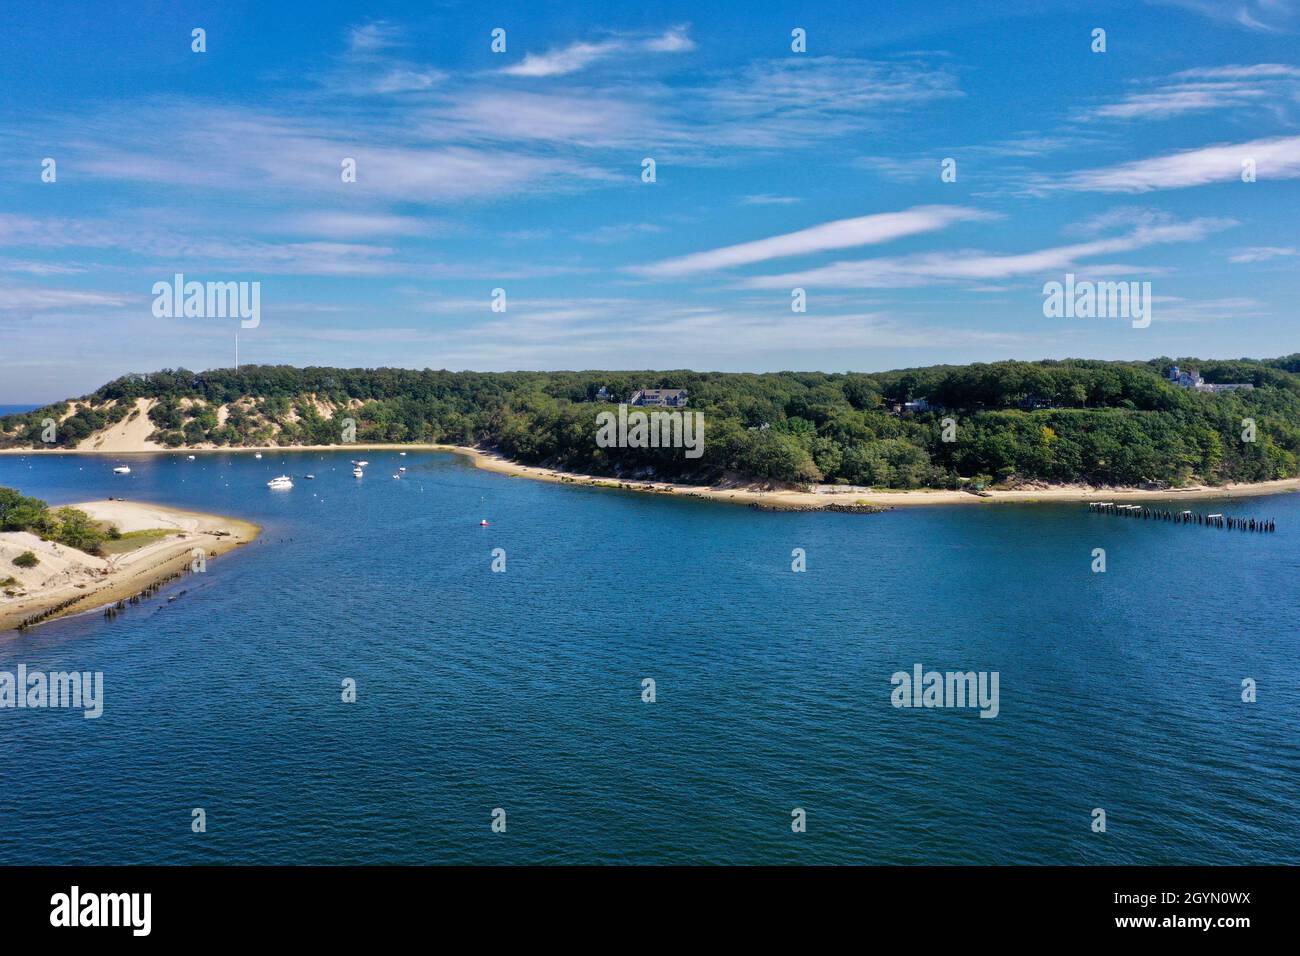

1,0,1298,401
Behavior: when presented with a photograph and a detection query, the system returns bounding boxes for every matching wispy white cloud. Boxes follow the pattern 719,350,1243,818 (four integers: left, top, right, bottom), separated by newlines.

633,206,991,278
1147,0,1299,32
277,211,436,239
335,20,447,95
0,284,136,311
1085,64,1300,120
0,259,86,276
348,21,402,53
503,26,696,78
1229,245,1299,263
370,68,445,94
1035,136,1300,193
1147,295,1270,322
644,25,696,53
278,296,1031,369
0,213,594,279
57,106,616,202
424,91,661,146
739,216,1235,289
421,56,958,155
692,57,959,149
856,134,1099,187
505,40,621,78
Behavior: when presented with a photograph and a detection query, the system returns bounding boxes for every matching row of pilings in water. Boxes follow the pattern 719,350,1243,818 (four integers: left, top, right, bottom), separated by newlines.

15,592,88,631
15,561,196,631
101,567,192,620
1088,501,1276,533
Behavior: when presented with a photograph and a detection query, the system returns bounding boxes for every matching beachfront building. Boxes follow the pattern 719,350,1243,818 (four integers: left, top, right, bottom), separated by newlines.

888,397,935,414
1168,365,1254,393
629,388,689,408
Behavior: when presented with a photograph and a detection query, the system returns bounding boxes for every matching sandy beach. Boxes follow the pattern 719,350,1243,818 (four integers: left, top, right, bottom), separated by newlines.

438,446,1300,509
0,500,260,632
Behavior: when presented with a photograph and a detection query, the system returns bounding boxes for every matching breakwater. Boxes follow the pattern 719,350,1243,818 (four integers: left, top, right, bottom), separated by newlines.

1088,501,1276,532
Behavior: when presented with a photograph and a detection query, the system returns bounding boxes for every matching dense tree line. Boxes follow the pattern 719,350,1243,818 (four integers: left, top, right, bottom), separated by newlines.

0,487,108,554
2,357,1299,489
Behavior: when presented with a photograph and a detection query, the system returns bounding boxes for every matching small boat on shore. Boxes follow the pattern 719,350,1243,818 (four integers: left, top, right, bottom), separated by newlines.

267,475,293,490
113,465,131,475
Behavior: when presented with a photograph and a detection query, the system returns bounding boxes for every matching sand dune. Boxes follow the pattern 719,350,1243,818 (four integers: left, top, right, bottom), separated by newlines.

76,398,164,452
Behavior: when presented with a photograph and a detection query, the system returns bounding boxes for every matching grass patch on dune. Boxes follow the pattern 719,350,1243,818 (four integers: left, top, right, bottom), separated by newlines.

97,528,176,555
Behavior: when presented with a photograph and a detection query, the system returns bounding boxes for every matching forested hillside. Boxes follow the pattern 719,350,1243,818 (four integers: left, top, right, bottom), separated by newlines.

3,358,1298,489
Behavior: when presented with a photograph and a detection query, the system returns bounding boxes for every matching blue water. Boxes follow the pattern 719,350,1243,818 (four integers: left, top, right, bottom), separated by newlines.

0,450,1297,864
0,405,41,417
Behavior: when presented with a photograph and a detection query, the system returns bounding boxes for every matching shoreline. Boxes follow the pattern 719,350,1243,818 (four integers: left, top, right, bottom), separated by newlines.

3,441,1298,510
441,446,1300,510
0,501,260,633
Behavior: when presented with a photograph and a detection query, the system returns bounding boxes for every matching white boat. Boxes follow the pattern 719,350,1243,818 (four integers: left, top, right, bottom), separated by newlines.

399,452,407,456
112,465,131,475
267,475,293,489
254,453,263,459
392,473,401,479
353,460,370,467
304,474,316,480
353,467,364,478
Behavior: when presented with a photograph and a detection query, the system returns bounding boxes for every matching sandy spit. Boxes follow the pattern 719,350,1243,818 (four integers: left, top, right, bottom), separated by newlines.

0,500,259,633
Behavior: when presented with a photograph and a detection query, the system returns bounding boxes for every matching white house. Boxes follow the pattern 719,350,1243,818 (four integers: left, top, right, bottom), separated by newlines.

629,388,689,408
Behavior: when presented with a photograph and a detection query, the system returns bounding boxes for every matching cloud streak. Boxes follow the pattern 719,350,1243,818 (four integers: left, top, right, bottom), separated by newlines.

1085,64,1300,120
1039,136,1300,193
633,206,992,278
502,27,696,77
739,216,1234,289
